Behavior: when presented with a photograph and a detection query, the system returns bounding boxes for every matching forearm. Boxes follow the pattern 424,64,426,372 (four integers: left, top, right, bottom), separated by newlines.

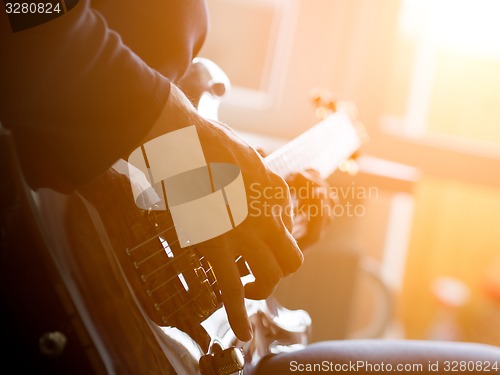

0,0,169,188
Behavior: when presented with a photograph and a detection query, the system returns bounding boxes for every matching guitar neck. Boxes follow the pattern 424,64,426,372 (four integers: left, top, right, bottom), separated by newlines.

264,110,361,178
193,59,360,179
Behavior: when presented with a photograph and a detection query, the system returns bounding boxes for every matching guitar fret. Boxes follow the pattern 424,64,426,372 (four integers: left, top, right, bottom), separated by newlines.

265,110,360,179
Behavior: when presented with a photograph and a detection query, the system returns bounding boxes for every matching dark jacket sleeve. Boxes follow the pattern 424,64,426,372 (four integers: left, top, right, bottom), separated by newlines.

0,0,206,191
92,0,208,81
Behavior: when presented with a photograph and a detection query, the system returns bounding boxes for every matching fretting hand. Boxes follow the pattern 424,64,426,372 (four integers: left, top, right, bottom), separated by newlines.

286,169,336,250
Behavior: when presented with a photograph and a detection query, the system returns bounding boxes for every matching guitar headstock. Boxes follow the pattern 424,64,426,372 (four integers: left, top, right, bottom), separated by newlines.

177,57,230,121
309,87,368,176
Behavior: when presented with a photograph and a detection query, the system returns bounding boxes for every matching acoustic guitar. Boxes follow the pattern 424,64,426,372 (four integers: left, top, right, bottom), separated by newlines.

0,59,362,374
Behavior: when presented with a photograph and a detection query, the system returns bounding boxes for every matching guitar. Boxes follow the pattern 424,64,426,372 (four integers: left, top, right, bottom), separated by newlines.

0,59,362,374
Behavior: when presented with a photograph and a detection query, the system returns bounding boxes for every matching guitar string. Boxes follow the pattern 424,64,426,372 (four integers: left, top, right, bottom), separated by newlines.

133,246,171,267
142,257,220,322
130,233,206,282
138,243,219,294
149,267,217,304
137,236,180,266
161,279,219,323
267,118,351,178
125,226,223,307
139,243,201,284
152,265,215,310
74,188,221,322
125,223,176,254
125,207,253,319
125,218,216,281
126,230,226,320
147,262,214,298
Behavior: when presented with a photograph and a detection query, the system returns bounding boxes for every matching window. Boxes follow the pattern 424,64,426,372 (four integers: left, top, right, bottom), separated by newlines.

200,0,299,108
384,0,500,146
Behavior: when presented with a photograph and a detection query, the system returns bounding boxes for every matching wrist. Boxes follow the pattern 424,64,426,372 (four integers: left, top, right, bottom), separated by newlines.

141,82,201,144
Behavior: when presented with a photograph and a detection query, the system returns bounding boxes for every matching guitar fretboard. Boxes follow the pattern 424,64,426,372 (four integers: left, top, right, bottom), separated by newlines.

264,110,361,178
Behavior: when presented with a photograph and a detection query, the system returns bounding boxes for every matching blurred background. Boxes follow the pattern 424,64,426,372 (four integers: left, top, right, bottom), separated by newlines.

199,0,500,346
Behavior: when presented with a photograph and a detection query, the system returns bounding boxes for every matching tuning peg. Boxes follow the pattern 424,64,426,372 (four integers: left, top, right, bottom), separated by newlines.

309,87,338,119
339,157,360,176
337,100,358,120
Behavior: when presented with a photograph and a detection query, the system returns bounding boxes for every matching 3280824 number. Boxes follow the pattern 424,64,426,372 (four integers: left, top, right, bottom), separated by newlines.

5,2,62,14
444,361,499,372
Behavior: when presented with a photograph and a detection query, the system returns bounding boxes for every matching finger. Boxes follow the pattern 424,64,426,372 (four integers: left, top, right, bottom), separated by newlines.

304,168,324,182
288,170,318,188
264,218,303,276
242,241,283,300
297,216,324,250
207,250,253,342
270,183,295,233
256,147,267,158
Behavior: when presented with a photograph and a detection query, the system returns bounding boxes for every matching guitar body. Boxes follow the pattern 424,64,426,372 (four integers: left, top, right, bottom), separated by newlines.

0,131,113,373
0,125,311,374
